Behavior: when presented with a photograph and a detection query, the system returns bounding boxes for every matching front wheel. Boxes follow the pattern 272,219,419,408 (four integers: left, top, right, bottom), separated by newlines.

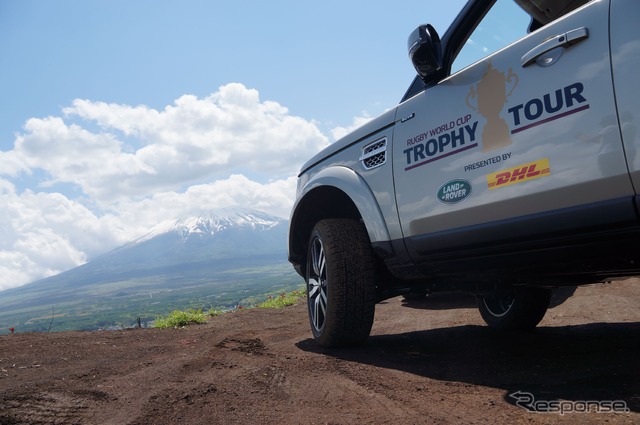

477,286,551,330
306,219,376,347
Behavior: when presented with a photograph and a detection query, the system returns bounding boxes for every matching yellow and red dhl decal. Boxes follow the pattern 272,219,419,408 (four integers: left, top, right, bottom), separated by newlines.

487,158,550,189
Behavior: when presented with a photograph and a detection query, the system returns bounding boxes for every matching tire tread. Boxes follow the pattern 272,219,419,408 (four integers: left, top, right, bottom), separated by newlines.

309,219,376,347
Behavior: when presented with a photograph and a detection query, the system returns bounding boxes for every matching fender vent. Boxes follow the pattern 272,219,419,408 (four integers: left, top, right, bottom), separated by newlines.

360,138,387,170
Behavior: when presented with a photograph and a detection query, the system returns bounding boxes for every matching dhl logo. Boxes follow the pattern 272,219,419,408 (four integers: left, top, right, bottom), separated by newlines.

487,158,550,189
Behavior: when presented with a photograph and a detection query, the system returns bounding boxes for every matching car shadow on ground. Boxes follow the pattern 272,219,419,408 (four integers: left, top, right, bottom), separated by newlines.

296,320,640,412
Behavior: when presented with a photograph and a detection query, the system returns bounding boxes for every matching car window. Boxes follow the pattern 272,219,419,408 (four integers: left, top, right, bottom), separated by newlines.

451,0,531,74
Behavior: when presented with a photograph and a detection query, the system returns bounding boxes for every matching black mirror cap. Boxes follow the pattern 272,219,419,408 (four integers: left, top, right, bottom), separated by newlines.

408,24,443,80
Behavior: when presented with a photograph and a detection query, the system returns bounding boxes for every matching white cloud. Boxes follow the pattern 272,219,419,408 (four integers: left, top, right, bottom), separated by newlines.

5,83,328,204
0,179,125,290
330,112,374,141
0,84,328,290
59,83,328,200
0,149,28,176
13,116,155,200
110,174,298,238
0,174,298,291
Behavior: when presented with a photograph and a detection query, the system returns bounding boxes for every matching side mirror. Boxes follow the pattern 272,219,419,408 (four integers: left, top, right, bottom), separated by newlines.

408,24,443,80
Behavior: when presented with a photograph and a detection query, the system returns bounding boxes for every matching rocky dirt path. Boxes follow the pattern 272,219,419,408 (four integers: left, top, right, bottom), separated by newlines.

1,279,639,424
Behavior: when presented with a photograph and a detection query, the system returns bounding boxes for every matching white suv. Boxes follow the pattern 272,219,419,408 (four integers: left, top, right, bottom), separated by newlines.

288,0,640,347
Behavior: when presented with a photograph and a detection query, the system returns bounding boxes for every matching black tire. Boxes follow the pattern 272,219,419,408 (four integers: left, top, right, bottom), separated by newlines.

477,286,551,330
305,219,376,347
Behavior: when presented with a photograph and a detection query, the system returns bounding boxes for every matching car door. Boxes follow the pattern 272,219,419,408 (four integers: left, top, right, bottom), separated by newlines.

392,0,634,264
609,0,640,203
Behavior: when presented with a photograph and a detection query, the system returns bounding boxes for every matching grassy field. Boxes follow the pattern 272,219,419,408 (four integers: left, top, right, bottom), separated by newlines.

0,261,305,334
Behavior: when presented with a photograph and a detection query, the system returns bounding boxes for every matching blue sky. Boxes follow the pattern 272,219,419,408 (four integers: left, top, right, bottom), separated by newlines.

0,0,466,290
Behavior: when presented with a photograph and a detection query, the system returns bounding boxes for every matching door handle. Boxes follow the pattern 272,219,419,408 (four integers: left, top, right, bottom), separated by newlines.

521,27,589,67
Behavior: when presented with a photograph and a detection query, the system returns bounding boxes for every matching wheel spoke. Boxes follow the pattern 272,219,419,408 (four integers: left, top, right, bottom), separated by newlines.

313,290,327,331
317,247,325,277
312,241,324,277
318,287,327,315
308,235,328,332
313,296,321,330
308,278,320,297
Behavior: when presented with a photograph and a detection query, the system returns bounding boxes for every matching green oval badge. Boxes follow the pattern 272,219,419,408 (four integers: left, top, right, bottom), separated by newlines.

437,179,472,204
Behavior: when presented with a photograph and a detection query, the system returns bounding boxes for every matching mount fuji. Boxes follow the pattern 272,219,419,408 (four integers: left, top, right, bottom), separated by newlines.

101,207,289,270
0,208,302,333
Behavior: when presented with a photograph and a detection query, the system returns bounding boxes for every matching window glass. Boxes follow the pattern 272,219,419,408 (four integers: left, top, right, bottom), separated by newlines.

451,0,531,74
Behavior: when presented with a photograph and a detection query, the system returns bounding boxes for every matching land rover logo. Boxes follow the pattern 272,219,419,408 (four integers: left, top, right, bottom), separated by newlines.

437,179,472,204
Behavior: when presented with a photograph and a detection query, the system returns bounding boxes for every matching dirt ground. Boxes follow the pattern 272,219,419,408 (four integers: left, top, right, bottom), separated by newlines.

1,279,639,425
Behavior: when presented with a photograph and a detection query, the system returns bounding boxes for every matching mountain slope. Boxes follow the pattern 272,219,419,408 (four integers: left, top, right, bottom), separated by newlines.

94,208,289,271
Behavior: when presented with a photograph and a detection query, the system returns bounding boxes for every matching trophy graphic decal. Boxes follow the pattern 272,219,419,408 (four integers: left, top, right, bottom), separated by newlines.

466,62,519,152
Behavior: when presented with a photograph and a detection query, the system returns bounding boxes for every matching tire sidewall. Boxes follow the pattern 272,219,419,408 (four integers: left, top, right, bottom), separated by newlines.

305,219,376,347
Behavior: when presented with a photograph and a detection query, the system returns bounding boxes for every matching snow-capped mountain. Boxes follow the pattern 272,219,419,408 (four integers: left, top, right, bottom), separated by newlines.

131,207,285,245
105,207,288,268
0,207,299,333
2,207,290,301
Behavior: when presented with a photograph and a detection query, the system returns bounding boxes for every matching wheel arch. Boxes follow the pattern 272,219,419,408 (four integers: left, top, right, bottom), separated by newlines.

288,166,392,276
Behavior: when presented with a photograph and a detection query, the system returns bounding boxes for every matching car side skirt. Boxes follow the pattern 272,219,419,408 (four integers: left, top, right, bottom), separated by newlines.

399,196,640,284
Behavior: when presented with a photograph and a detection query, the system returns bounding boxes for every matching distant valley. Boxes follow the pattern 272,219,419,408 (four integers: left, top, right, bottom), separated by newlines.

0,208,304,333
